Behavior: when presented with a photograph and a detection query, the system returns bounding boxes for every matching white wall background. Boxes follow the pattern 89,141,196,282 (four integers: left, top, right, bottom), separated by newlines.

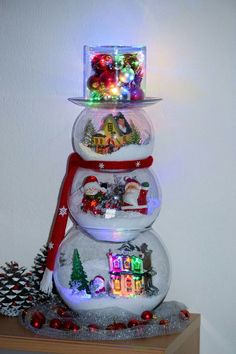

1,0,236,353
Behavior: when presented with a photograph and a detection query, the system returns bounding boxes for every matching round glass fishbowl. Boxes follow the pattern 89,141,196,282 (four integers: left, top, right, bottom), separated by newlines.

53,226,171,315
72,108,154,161
84,45,146,101
68,167,161,242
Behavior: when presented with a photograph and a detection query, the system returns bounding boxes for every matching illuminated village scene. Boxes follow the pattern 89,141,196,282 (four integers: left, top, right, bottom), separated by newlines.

56,240,159,303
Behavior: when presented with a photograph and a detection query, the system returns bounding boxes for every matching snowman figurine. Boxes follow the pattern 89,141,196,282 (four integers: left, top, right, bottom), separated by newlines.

40,46,170,315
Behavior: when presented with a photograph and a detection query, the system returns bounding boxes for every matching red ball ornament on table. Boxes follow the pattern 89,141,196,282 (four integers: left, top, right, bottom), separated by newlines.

88,323,100,332
179,309,190,320
31,311,46,325
141,310,153,321
114,322,127,330
130,86,144,100
31,318,43,329
56,306,68,317
159,319,170,326
62,319,74,331
72,323,80,332
127,319,140,328
49,318,62,330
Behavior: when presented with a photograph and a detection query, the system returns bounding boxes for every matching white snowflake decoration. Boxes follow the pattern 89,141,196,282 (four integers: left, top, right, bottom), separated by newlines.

48,242,54,250
59,206,67,217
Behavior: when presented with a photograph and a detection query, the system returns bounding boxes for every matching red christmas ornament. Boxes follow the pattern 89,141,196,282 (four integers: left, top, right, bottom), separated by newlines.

72,323,80,332
139,321,148,325
88,323,99,332
114,322,127,330
130,87,144,101
92,54,114,72
87,74,101,91
141,310,153,321
127,319,140,328
31,318,43,329
100,71,117,88
32,311,46,325
49,318,62,330
56,306,68,317
62,319,74,331
159,319,170,326
179,309,190,320
106,322,126,331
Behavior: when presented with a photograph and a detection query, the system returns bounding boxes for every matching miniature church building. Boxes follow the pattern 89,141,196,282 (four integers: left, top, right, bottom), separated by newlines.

107,250,145,297
92,112,132,154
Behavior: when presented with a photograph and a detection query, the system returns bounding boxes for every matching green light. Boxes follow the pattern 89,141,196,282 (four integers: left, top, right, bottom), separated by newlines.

89,91,102,102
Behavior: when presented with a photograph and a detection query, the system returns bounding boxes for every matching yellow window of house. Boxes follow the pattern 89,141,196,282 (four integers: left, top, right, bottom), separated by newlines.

114,278,121,291
135,280,141,290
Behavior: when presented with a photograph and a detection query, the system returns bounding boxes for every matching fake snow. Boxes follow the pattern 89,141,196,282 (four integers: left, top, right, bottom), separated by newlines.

75,142,153,161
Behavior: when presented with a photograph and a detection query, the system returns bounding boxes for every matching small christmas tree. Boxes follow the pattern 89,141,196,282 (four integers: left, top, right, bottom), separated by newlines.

69,249,90,294
0,262,34,316
82,119,96,146
31,245,58,303
130,120,141,144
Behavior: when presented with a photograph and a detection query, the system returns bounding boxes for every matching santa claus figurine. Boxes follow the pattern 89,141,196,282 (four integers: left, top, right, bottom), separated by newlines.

121,178,149,215
81,175,106,215
90,275,106,296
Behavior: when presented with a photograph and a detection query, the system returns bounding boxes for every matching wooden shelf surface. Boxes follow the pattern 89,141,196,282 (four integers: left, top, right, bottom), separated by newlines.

0,314,200,354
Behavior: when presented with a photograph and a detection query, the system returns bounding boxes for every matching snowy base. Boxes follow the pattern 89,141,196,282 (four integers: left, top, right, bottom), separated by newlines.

76,142,153,161
20,300,191,341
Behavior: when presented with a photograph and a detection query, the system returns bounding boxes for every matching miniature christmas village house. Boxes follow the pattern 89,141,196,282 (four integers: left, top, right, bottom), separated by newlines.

91,113,133,154
107,251,145,297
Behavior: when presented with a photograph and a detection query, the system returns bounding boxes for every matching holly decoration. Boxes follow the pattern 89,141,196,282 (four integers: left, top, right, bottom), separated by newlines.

0,262,35,317
69,249,90,294
31,245,57,303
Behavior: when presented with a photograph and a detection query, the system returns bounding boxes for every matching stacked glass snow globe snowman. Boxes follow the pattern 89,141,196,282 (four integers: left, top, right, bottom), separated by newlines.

40,46,171,316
